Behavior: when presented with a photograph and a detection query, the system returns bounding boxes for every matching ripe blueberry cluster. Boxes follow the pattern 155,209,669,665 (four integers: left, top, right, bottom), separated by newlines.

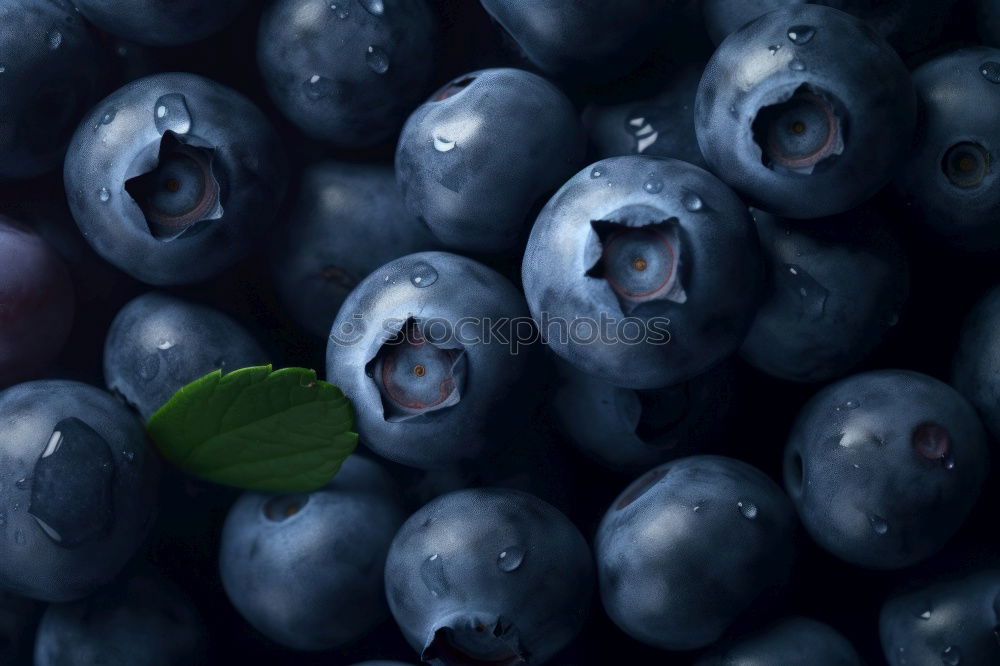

1,1,999,665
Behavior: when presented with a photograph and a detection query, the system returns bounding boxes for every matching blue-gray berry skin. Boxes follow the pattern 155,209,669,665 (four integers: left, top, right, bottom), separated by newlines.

219,456,406,652
696,5,915,219
741,207,909,383
953,285,1000,440
73,0,249,46
0,380,157,602
696,616,864,666
523,155,763,390
897,48,1000,253
702,0,865,45
64,72,287,286
271,162,440,340
880,569,1000,666
784,370,990,570
258,0,436,149
33,570,208,666
0,0,104,181
103,292,269,420
553,359,736,474
596,455,796,651
385,488,593,666
326,251,541,470
395,68,585,254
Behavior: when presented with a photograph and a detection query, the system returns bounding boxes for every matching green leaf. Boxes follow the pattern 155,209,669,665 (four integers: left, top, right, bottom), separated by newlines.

146,365,358,492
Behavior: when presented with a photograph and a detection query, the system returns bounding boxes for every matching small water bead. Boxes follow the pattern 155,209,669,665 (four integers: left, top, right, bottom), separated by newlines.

304,75,336,100
836,399,860,411
642,178,663,194
420,553,449,597
789,59,806,72
433,135,456,152
870,515,889,535
46,29,62,50
787,26,816,45
153,93,192,134
98,187,111,203
122,450,135,464
590,167,604,179
359,0,385,16
737,500,758,519
410,262,438,288
156,340,175,351
980,61,1000,84
682,192,703,212
768,44,782,55
366,46,389,74
497,546,525,572
329,2,350,19
918,607,932,620
0,66,6,74
95,110,116,129
14,478,27,490
941,646,961,665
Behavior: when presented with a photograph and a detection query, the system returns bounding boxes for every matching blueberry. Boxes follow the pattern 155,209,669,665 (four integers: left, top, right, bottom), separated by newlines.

395,68,585,254
73,0,249,47
596,455,796,651
478,0,677,83
103,292,269,420
695,4,916,218
896,47,1000,253
64,72,287,286
582,62,709,169
980,0,1000,46
0,380,157,602
880,569,1000,666
695,616,864,666
219,456,406,651
271,161,439,340
522,155,763,389
702,0,865,45
784,370,990,569
0,216,75,388
741,207,909,383
258,0,436,149
33,570,208,666
349,663,415,666
326,251,541,469
0,0,103,181
552,359,736,474
384,488,593,665
953,285,1000,440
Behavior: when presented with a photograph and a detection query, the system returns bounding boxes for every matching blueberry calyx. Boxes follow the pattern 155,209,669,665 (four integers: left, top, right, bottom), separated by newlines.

124,131,223,241
422,614,527,666
751,84,845,175
941,142,990,189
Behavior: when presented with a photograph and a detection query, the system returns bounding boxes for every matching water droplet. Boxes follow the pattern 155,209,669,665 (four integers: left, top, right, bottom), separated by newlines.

156,340,175,351
642,178,663,194
14,478,27,490
94,109,116,130
870,515,889,535
590,167,603,178
497,546,525,572
365,45,389,74
768,44,782,55
122,450,135,464
789,59,806,71
682,192,703,212
329,2,350,19
787,25,816,44
981,62,1000,84
837,399,861,411
0,66,6,74
153,93,192,134
918,607,932,619
46,29,62,50
359,0,384,16
304,75,336,101
420,553,449,597
13,530,25,545
737,500,758,519
410,262,438,288
941,645,961,665
433,135,456,152
784,264,828,320
98,187,111,203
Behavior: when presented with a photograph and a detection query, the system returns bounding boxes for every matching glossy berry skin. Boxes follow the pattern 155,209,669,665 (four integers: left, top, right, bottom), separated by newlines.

478,0,676,83
953,285,1000,440
784,370,989,570
73,0,249,46
33,571,208,666
696,616,864,666
880,569,1000,666
271,162,439,340
702,0,864,45
741,208,909,383
395,68,584,253
64,73,287,286
0,216,75,388
0,380,157,602
522,155,763,390
103,292,269,420
696,5,916,219
0,0,103,181
896,48,1000,253
596,456,796,651
582,63,708,169
981,0,1000,46
326,251,540,469
258,0,436,149
385,488,593,666
552,359,735,474
219,456,406,651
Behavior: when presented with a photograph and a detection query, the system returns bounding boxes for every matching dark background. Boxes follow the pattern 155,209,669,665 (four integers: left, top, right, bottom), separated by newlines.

2,0,998,664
